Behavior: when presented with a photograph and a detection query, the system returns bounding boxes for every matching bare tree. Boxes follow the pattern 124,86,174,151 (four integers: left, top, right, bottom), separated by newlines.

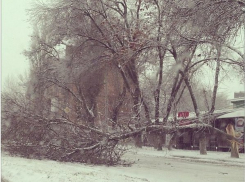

2,0,245,165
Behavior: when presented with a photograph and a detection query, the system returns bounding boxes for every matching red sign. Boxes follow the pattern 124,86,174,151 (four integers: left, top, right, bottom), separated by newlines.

178,111,189,118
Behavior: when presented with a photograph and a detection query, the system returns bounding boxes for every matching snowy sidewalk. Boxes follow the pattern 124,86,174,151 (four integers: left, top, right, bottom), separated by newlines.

129,147,245,167
2,147,245,182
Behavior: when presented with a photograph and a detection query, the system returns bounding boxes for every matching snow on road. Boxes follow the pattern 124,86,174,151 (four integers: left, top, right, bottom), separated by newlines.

2,147,245,182
135,147,245,167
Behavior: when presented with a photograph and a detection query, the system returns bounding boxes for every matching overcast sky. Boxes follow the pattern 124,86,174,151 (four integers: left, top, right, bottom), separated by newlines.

1,0,244,99
2,0,32,86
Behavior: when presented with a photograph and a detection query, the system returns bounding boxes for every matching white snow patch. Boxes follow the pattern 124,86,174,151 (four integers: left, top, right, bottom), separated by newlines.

132,147,245,167
2,147,245,182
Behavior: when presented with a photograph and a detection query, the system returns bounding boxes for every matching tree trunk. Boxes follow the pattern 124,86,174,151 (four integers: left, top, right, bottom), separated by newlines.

210,46,221,113
135,133,143,148
226,124,239,158
156,135,163,151
168,133,177,150
154,0,167,124
183,77,200,118
111,86,127,128
142,99,151,123
230,142,239,158
199,133,207,155
182,76,207,155
163,73,184,123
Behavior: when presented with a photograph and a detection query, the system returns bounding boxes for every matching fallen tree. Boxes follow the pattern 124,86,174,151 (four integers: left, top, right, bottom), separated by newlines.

2,0,244,165
2,102,242,165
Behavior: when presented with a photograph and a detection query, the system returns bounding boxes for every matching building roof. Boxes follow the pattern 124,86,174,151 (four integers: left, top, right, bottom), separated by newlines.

217,109,245,119
230,97,245,103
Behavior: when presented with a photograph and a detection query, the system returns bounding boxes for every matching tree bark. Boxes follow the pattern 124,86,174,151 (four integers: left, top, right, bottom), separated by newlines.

226,124,239,158
182,75,208,154
111,85,127,128
183,76,200,118
168,132,178,150
154,39,166,124
230,142,239,158
210,46,221,113
156,132,164,150
163,72,184,123
199,133,207,155
134,133,143,148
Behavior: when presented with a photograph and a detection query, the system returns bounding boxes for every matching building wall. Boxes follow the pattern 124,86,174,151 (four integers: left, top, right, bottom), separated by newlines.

234,92,245,98
96,63,133,131
44,46,133,129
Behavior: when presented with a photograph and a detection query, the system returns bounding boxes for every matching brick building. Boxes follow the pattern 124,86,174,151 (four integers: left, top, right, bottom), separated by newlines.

37,45,133,130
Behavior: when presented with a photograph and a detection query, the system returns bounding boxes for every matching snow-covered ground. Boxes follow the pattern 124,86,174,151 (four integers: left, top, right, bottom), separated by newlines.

136,147,245,167
2,147,245,182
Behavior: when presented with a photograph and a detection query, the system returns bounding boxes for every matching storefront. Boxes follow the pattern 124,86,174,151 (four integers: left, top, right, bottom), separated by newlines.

175,109,244,152
215,109,244,152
